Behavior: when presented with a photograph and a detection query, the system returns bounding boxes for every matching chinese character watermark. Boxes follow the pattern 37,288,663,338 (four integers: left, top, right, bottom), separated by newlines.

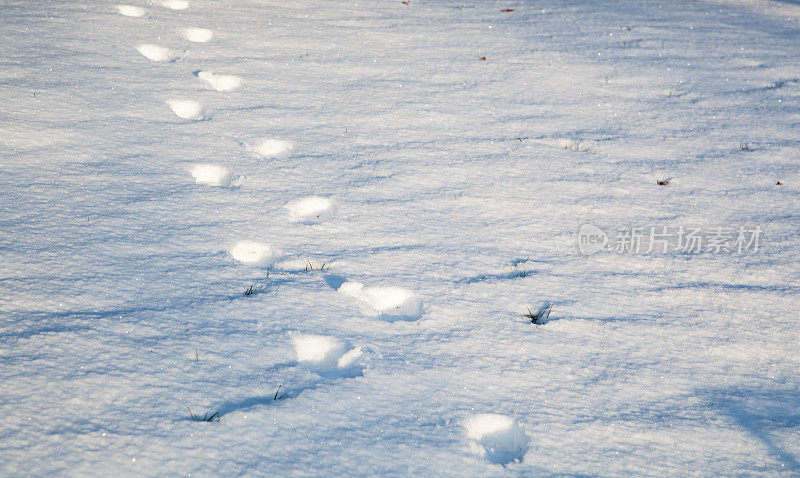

577,224,762,256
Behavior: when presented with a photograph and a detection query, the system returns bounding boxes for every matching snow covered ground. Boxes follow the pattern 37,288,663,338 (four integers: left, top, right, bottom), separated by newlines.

1,0,799,475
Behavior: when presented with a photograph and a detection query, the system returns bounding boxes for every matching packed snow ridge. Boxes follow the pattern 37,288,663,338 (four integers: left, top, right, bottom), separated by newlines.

116,5,147,17
338,282,423,321
291,334,364,378
180,27,213,43
463,414,529,465
136,44,180,62
229,241,280,268
196,71,243,92
247,138,295,159
286,196,337,224
159,0,189,10
166,99,205,120
191,164,232,187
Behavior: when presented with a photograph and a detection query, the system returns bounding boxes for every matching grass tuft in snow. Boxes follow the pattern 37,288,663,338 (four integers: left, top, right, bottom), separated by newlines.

511,258,533,278
187,407,220,422
525,304,552,325
739,141,751,151
303,260,330,272
562,139,590,152
273,385,285,401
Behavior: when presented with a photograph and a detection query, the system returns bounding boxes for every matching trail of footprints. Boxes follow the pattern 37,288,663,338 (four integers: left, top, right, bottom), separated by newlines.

116,2,528,465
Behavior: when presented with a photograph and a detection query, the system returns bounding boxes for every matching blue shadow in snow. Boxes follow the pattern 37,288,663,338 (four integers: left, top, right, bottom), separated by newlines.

461,270,536,284
649,282,800,296
217,382,319,417
705,387,800,472
323,274,348,290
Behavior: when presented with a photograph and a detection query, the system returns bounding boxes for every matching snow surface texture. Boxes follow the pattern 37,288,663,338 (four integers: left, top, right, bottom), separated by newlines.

2,0,800,475
463,414,530,465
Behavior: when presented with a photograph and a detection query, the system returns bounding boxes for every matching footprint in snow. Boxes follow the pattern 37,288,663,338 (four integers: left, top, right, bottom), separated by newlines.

166,99,206,120
229,241,280,268
290,333,364,378
246,138,295,159
181,27,213,43
191,164,236,187
159,0,189,10
136,44,181,62
286,196,337,224
338,282,423,322
463,414,529,465
196,71,243,92
116,4,147,17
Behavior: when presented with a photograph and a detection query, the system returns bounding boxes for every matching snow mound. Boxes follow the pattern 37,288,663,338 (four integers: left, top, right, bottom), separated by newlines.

463,414,529,465
136,44,180,62
291,334,363,377
159,0,188,10
116,5,147,17
181,27,213,43
286,196,337,224
191,164,232,187
229,241,279,267
247,138,295,159
166,100,204,120
338,282,423,321
197,71,243,92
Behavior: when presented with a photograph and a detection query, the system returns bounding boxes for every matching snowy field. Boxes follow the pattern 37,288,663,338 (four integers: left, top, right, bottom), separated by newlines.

2,0,800,475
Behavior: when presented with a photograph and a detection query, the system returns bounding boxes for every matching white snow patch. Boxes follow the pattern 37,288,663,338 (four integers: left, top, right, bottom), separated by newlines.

190,164,232,187
286,196,337,224
463,414,529,465
246,138,295,159
136,44,180,62
338,281,364,296
116,5,147,17
159,0,188,10
229,241,279,267
335,348,364,372
166,99,204,120
181,27,213,43
197,71,243,92
338,282,423,321
290,334,363,377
